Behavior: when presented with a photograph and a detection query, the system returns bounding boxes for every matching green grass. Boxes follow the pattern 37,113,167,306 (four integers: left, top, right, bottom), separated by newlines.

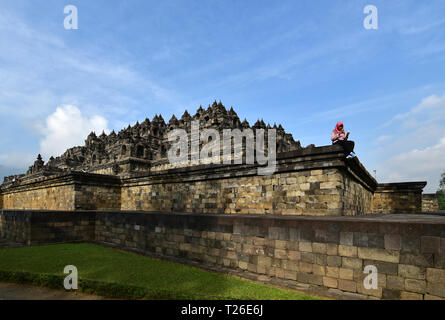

0,243,318,300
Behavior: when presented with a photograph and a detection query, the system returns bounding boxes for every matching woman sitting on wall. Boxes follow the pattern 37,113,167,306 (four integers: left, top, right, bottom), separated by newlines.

331,122,356,158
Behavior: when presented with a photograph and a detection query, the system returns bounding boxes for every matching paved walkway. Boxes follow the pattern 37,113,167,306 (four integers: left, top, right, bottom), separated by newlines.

0,282,103,300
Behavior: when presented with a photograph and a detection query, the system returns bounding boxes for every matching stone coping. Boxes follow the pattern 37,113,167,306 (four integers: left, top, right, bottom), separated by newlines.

2,145,379,193
423,193,439,197
3,209,445,225
1,145,426,198
375,181,427,193
0,171,121,193
120,145,378,191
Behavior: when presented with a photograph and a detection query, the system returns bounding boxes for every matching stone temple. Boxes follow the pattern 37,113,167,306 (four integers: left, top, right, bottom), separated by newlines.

12,101,301,180
1,101,444,300
0,101,435,215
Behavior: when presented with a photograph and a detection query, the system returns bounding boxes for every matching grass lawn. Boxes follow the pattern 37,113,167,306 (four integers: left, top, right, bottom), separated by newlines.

0,243,318,300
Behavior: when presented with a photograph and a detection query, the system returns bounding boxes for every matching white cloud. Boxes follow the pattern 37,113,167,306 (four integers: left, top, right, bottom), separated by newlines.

39,105,109,160
377,94,445,192
394,93,445,121
383,136,445,184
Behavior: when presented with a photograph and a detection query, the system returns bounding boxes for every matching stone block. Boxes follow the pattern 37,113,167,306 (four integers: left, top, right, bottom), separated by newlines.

386,275,405,291
384,234,401,251
339,268,354,280
424,294,445,300
353,232,368,247
400,291,423,300
298,273,323,286
299,241,312,253
405,279,426,294
421,236,440,254
426,268,445,284
314,253,327,266
284,270,297,281
327,255,342,267
301,252,315,264
401,236,420,254
399,264,426,280
382,289,401,300
339,232,353,246
338,279,357,293
274,249,287,259
257,255,272,267
427,283,445,298
358,247,399,263
342,257,363,270
326,266,339,278
275,240,287,250
313,242,327,254
239,261,248,270
338,245,358,257
282,260,298,272
299,261,313,273
323,277,338,288
275,267,285,279
313,265,326,276
400,253,434,267
326,243,338,256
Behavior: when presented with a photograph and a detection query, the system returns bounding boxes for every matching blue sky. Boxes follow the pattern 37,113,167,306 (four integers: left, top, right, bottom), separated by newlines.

1,0,445,192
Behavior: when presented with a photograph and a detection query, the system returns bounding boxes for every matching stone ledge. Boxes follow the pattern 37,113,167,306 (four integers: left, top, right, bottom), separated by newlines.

4,209,445,225
376,182,427,193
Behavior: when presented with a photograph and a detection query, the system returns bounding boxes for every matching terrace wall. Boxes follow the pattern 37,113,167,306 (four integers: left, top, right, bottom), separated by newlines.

2,209,445,300
0,145,427,216
422,194,440,212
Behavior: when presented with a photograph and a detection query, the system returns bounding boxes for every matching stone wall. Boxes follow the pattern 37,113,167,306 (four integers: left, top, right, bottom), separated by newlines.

0,210,31,244
3,209,445,299
0,172,121,211
94,211,445,300
371,182,427,214
121,169,349,216
74,183,121,210
0,210,95,245
2,184,76,210
121,145,376,216
422,194,440,212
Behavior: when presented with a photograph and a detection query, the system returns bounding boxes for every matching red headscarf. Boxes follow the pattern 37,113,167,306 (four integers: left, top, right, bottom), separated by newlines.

333,122,344,135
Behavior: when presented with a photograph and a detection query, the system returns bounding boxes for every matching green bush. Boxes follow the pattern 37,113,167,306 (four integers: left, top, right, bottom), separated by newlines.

438,190,445,210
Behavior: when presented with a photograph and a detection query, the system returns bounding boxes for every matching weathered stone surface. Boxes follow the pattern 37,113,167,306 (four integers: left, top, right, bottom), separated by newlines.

405,279,426,294
358,247,399,263
338,245,358,257
338,279,357,293
399,264,426,280
421,236,440,254
400,291,422,300
422,194,440,212
426,268,445,284
385,234,401,251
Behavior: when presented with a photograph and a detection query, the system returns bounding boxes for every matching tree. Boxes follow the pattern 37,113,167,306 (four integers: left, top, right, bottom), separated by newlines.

438,171,445,210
